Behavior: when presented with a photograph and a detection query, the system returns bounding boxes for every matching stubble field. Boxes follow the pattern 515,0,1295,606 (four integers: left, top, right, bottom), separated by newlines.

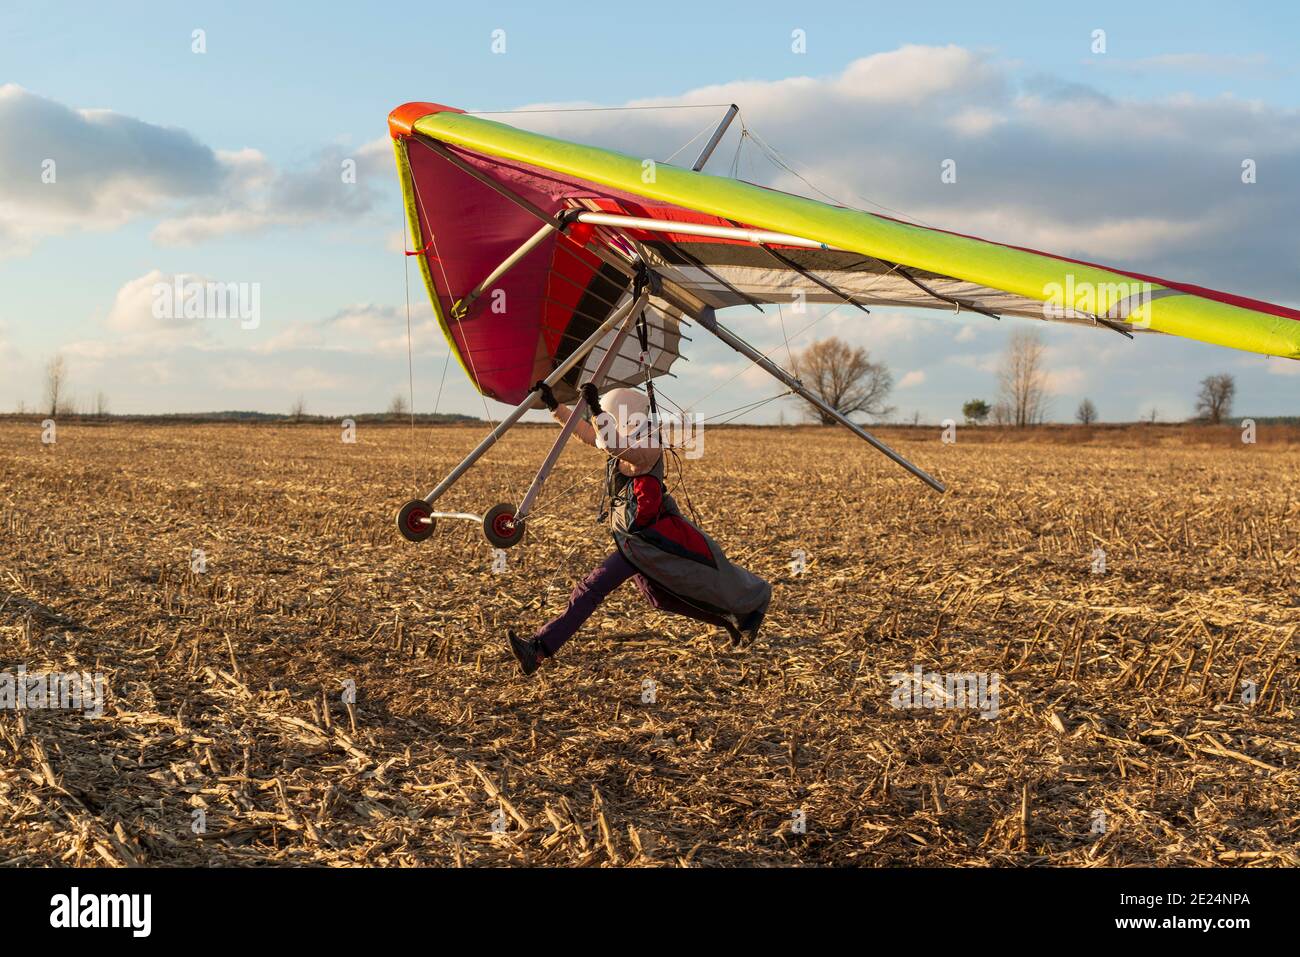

0,419,1296,866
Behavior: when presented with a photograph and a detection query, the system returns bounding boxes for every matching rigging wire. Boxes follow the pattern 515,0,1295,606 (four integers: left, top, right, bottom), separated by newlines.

663,115,729,166
699,389,794,426
678,262,904,415
775,301,796,371
431,348,453,425
666,447,704,529
650,380,792,429
521,438,641,527
466,103,735,115
667,115,914,414
727,126,747,179
744,126,940,230
401,209,418,491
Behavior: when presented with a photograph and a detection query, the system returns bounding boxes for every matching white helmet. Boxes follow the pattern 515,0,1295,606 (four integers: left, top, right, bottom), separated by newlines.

593,386,653,451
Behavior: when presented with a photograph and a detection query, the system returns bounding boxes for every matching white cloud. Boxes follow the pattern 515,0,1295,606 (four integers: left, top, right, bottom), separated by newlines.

63,270,277,363
63,273,453,371
509,47,1300,304
0,85,220,255
948,107,1007,136
286,366,347,392
251,303,445,358
738,363,772,388
898,370,926,388
1043,366,1086,395
251,322,327,355
1089,53,1273,76
947,350,1002,375
208,359,259,391
832,45,1007,105
152,137,391,246
60,270,218,362
105,270,201,335
135,359,178,387
0,85,392,255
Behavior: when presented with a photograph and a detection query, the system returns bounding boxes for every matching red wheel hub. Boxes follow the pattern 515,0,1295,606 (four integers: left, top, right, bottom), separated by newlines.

492,512,515,537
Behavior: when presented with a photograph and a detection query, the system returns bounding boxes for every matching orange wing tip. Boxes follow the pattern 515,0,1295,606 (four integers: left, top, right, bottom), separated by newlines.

389,101,464,139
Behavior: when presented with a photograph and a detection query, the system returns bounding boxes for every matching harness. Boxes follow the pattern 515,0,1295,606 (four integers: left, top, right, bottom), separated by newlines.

632,264,660,426
596,263,663,525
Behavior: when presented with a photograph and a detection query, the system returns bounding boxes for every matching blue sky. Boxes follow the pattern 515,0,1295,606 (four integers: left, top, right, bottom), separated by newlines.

1,0,1298,422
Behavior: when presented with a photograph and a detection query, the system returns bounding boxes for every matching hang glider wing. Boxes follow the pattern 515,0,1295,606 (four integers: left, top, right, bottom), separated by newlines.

390,101,1300,406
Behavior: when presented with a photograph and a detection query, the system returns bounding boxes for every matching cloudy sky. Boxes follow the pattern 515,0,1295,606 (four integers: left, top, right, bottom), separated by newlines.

1,0,1297,423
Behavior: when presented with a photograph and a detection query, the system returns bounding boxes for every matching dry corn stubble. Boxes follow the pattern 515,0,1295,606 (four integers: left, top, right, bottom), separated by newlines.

0,420,1296,867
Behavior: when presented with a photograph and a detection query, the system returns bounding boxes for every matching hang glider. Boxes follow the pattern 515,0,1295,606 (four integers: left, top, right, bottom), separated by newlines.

388,100,1300,545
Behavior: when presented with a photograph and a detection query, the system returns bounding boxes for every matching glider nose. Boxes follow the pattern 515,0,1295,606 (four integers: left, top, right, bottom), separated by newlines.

388,101,464,139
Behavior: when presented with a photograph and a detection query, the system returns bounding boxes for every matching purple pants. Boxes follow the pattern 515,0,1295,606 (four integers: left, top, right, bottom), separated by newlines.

535,550,733,656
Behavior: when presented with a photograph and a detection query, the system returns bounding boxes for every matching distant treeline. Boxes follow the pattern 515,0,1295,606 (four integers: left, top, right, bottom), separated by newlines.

0,410,479,424
1,411,1294,428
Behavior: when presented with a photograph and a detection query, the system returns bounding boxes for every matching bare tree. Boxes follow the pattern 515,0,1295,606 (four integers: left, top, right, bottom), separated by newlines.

387,393,410,420
94,391,110,418
289,395,307,421
990,401,1012,426
1195,374,1235,424
1076,398,1097,425
790,337,894,425
43,355,67,417
997,329,1049,427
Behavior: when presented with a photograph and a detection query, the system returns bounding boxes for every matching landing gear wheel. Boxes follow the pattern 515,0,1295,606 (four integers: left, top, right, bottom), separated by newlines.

483,503,526,548
396,499,435,542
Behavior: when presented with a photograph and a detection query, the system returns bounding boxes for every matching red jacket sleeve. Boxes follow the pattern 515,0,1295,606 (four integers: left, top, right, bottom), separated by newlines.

629,475,663,530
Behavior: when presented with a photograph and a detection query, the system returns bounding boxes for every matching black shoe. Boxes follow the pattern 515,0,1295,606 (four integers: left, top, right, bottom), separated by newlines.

739,609,765,644
508,629,546,676
722,617,745,646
